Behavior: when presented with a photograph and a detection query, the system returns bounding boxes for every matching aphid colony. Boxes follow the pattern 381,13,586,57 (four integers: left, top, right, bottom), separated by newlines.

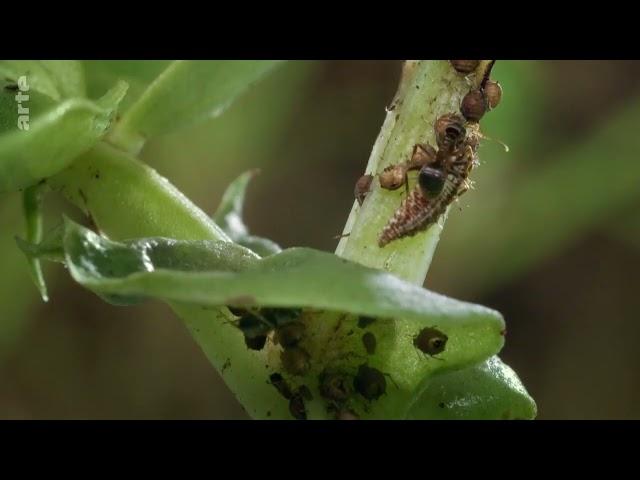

238,305,449,420
356,60,502,247
234,61,492,419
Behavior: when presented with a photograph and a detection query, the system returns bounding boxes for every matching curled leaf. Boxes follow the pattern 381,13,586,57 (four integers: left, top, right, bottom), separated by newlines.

213,170,281,257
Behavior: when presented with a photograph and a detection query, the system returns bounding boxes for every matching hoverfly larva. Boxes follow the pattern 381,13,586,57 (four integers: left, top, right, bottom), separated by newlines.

378,114,476,247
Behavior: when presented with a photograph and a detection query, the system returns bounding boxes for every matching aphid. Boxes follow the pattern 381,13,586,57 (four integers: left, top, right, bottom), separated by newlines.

281,346,311,376
362,332,377,355
269,373,293,400
378,165,406,191
354,174,373,206
289,394,307,420
274,321,306,348
449,60,480,74
378,114,476,247
484,80,502,110
461,89,488,122
245,334,267,351
357,316,376,329
413,327,448,357
262,307,302,327
227,305,248,317
319,370,351,402
379,143,437,192
353,364,386,401
236,313,273,339
434,113,467,152
335,409,360,420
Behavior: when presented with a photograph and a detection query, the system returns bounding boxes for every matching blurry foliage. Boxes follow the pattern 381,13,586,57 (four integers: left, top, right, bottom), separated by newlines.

1,61,640,418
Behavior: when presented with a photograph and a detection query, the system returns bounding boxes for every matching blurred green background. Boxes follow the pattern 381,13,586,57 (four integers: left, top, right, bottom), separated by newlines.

1,60,639,419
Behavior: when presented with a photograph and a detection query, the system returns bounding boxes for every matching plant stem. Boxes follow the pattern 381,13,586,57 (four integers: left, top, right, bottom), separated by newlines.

336,60,474,285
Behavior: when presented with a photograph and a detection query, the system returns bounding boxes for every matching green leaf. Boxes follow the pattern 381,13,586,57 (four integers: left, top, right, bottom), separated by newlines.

213,170,281,257
108,60,283,153
0,81,128,192
82,60,171,112
42,218,504,418
0,60,86,101
406,356,537,419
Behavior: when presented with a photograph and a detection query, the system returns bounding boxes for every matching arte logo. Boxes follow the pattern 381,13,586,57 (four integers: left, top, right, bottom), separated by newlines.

15,75,29,131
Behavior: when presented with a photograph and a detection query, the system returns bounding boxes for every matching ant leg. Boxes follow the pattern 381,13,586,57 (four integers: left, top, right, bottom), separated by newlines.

410,144,438,169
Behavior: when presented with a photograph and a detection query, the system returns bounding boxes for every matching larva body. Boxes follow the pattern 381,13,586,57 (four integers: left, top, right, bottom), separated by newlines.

378,146,474,247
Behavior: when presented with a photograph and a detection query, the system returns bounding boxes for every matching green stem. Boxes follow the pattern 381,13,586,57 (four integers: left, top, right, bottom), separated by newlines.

336,60,476,284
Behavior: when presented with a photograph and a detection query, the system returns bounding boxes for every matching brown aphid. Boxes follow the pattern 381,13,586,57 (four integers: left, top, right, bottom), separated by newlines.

354,174,373,206
362,332,377,355
269,373,293,400
289,394,307,420
379,165,406,191
357,316,376,329
461,89,488,122
335,409,360,420
227,306,247,317
449,60,480,74
413,327,448,357
319,370,351,402
353,364,386,401
281,347,311,376
484,80,502,110
379,144,437,192
245,334,267,351
434,113,467,152
275,321,306,348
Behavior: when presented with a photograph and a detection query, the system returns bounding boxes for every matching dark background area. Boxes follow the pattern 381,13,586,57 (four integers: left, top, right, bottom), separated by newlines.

1,60,639,419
